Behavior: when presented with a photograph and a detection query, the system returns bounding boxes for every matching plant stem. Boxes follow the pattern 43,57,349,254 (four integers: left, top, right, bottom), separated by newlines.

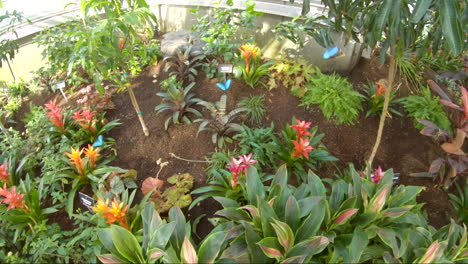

368,53,396,168
169,152,209,163
128,86,150,136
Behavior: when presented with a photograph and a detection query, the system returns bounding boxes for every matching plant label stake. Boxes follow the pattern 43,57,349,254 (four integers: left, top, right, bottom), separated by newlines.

55,80,68,102
393,173,400,185
217,64,233,91
78,192,96,213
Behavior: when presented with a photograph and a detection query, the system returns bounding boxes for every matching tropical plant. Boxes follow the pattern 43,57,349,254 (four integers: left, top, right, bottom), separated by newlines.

163,46,204,83
233,124,278,168
237,95,266,124
196,95,248,148
268,58,316,97
233,44,272,88
190,0,262,63
0,10,30,70
301,71,364,125
205,149,240,181
141,173,194,213
449,180,468,224
155,81,202,130
364,81,404,118
403,86,451,131
272,118,336,182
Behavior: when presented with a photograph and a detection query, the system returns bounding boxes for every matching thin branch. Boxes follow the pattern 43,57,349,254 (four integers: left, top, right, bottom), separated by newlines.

169,153,209,163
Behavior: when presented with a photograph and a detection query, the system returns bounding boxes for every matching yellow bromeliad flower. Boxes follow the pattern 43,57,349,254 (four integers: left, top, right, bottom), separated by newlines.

65,147,85,176
92,198,129,230
84,145,100,170
239,44,259,73
91,198,108,213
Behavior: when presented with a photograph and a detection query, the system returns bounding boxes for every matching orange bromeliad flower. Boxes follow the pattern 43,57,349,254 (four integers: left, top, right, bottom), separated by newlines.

84,145,100,170
92,198,129,229
71,109,97,134
0,183,27,210
0,163,9,183
373,82,386,98
239,44,259,74
292,137,314,159
66,147,85,176
290,119,312,139
44,99,65,131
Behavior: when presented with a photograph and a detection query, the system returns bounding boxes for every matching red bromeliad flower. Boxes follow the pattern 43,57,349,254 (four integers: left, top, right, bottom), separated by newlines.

292,137,314,159
44,99,65,131
290,119,312,139
72,109,97,133
373,82,386,98
371,166,384,184
0,163,9,183
226,153,257,188
0,184,26,210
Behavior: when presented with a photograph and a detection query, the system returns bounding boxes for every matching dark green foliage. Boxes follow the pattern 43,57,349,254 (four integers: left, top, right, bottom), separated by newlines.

363,81,404,118
233,124,277,168
237,95,266,124
301,71,364,125
155,81,202,130
163,46,204,83
449,180,468,224
403,86,451,131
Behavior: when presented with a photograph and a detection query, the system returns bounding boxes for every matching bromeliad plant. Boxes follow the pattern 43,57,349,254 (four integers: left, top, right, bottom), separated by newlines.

163,46,204,84
273,118,336,182
364,81,404,118
233,44,272,88
196,95,248,148
155,81,202,130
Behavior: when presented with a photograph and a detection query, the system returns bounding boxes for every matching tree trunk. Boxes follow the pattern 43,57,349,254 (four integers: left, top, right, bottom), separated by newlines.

128,86,150,136
367,53,396,168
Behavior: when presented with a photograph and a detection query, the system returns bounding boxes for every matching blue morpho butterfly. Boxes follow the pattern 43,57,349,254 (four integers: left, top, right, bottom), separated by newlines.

92,135,104,148
216,79,232,91
323,46,340,60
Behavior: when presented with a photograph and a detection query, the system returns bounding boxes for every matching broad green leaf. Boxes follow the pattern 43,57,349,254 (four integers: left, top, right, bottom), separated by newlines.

220,235,249,263
272,164,288,188
286,236,329,257
245,166,265,205
169,207,186,252
97,254,124,264
181,237,198,264
295,199,325,242
271,220,295,253
216,208,251,221
440,0,463,55
349,228,369,263
410,0,432,23
198,231,228,263
242,221,269,263
258,197,278,237
111,225,145,263
285,196,301,232
98,228,126,260
332,208,359,226
257,237,283,259
307,170,326,197
213,196,240,208
367,185,390,213
417,241,447,263
372,0,393,41
377,228,399,258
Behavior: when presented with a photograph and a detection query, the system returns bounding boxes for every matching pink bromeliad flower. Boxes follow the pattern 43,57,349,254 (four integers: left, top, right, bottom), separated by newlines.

226,153,257,188
0,184,26,210
290,119,312,139
44,99,65,131
371,166,384,184
71,109,97,133
0,163,9,183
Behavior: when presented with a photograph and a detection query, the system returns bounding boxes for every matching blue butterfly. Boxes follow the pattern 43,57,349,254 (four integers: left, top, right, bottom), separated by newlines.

92,135,104,148
216,79,232,91
323,46,340,60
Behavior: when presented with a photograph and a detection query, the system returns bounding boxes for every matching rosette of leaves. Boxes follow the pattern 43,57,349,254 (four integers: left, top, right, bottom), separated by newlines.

236,95,266,124
268,58,316,97
163,46,205,83
155,81,202,130
207,164,466,263
363,81,404,118
301,70,364,125
195,95,248,148
141,173,194,213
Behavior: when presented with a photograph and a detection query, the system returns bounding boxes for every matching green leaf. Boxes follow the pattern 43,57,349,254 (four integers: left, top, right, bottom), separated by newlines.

216,208,251,221
111,225,145,263
286,236,329,258
285,196,301,232
307,170,326,197
198,231,228,263
181,237,198,264
97,254,124,264
245,166,265,205
169,207,186,252
271,220,295,253
295,198,325,242
349,228,369,263
272,164,288,188
439,0,463,55
410,0,432,23
257,237,283,259
377,228,399,258
301,0,310,16
98,228,126,260
372,0,393,40
242,221,269,263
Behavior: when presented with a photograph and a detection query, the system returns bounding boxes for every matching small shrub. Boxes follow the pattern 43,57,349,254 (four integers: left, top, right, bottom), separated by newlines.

268,58,316,97
301,70,364,125
233,124,277,168
237,95,265,124
403,86,451,131
363,81,404,118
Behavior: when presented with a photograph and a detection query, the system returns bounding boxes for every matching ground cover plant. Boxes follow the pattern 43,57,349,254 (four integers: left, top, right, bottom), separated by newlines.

0,0,467,263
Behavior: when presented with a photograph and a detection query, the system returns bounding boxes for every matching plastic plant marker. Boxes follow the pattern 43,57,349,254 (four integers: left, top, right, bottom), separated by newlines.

92,135,104,147
216,79,232,91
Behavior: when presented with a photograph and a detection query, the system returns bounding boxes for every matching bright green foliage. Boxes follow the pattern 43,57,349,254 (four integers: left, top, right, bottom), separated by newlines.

301,71,364,125
237,95,266,124
233,124,278,168
449,180,468,224
268,58,316,97
190,0,262,63
403,86,451,131
195,95,248,148
155,81,202,130
0,11,29,68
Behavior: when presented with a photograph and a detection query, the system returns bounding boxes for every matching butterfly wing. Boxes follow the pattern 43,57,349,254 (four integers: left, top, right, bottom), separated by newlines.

224,79,232,90
216,83,226,91
93,135,104,147
323,46,339,59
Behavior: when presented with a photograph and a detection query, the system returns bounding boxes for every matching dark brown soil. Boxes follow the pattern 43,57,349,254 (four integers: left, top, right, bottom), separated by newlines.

11,55,459,235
